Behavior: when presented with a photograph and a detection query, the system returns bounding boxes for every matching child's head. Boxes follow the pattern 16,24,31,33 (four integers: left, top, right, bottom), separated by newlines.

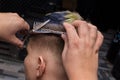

24,11,82,80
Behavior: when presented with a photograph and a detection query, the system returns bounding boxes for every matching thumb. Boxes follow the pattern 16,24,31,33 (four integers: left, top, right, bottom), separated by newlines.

18,20,30,31
11,36,24,48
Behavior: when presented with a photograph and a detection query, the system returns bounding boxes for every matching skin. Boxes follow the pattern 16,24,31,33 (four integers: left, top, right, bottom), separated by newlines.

0,13,103,80
24,35,67,80
24,20,103,80
24,48,68,80
0,13,29,47
61,20,104,80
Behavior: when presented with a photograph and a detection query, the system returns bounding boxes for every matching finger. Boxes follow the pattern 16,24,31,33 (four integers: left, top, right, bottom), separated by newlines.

94,31,104,53
61,33,68,57
11,36,24,48
16,17,30,31
17,22,30,35
72,20,90,40
11,13,19,16
13,14,30,31
63,22,79,45
88,23,98,48
21,21,30,31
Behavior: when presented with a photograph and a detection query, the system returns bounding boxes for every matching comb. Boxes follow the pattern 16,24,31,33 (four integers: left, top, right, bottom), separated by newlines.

32,19,50,32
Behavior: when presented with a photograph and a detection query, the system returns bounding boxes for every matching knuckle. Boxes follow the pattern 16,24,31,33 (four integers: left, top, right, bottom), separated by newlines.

81,21,87,24
13,13,19,16
17,18,25,25
7,12,13,15
9,13,19,16
73,20,81,24
92,25,97,30
88,23,97,30
98,31,104,39
70,40,80,49
81,21,89,27
100,34,104,40
72,20,86,25
8,13,19,17
91,25,97,30
67,24,75,31
80,21,87,25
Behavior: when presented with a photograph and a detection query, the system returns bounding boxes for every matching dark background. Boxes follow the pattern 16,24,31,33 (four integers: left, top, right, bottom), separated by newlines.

0,0,119,31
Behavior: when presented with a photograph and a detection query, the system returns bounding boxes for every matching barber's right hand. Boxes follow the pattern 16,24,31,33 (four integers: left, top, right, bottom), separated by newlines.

0,13,30,48
61,20,103,80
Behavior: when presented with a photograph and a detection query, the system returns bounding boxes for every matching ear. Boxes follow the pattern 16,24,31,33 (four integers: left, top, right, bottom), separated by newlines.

36,56,46,78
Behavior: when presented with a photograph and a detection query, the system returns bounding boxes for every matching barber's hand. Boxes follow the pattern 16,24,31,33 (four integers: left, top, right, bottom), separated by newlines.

61,20,103,80
0,13,29,48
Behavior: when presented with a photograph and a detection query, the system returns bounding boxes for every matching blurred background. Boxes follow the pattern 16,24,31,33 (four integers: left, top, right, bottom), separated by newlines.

0,0,120,80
